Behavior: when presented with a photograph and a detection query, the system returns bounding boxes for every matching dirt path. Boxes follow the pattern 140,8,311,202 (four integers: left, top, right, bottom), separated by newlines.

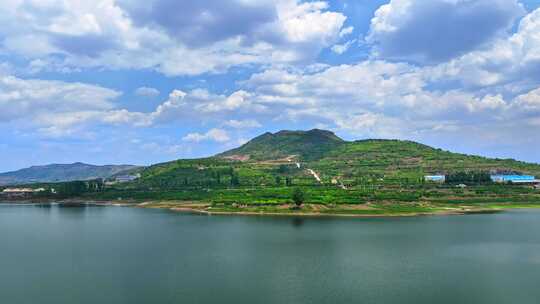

307,169,322,183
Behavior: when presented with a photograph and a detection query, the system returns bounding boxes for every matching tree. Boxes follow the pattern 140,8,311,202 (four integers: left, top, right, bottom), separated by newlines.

292,188,305,208
275,176,282,185
278,165,289,174
285,177,293,187
230,173,240,186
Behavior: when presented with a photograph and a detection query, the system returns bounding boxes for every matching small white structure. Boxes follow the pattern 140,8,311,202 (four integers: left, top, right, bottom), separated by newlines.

425,175,446,183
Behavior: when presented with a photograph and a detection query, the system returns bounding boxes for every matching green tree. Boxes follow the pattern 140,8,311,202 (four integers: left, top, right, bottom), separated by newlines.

230,173,240,186
275,176,282,185
292,188,305,208
278,165,289,174
285,177,292,187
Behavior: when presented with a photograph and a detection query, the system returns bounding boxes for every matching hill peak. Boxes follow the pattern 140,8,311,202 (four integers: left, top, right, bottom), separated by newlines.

218,129,345,161
273,129,343,140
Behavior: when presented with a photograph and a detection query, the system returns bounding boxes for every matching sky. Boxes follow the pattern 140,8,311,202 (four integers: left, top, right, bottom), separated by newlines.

1,0,540,172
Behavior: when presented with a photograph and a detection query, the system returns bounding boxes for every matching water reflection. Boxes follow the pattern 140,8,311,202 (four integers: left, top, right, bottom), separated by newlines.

28,202,108,218
291,217,305,228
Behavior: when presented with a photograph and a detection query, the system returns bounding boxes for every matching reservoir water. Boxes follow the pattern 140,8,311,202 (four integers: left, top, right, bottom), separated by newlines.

1,204,539,304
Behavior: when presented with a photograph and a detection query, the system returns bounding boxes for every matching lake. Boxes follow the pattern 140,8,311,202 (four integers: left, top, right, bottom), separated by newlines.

1,204,539,304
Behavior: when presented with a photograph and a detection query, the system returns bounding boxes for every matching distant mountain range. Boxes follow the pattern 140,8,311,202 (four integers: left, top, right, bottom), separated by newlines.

0,163,140,186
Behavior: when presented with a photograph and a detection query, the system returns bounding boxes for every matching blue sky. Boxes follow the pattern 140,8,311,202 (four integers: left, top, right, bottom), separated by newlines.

1,0,540,172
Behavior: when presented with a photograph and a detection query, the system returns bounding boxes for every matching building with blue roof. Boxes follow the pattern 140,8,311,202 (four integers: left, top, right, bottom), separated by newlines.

490,175,536,183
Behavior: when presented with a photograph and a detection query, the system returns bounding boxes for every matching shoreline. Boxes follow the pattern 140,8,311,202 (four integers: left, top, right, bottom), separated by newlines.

3,199,540,218
166,208,502,218
137,202,511,218
0,198,134,207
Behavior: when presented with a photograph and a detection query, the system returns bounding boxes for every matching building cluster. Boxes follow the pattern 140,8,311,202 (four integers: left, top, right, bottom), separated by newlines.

425,174,539,185
105,174,141,185
1,187,47,198
2,188,46,193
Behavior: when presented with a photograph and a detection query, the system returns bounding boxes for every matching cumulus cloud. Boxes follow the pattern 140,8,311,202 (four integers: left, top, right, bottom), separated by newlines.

331,39,356,54
367,0,525,63
135,86,160,97
224,119,262,129
339,26,354,38
239,58,540,139
426,7,540,89
0,73,120,122
147,89,265,125
514,87,540,113
182,128,230,143
118,0,277,48
0,0,346,76
0,71,158,136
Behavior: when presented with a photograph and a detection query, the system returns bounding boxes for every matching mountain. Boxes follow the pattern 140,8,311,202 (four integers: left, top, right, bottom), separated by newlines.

218,129,345,161
129,129,540,192
25,129,540,210
0,163,140,186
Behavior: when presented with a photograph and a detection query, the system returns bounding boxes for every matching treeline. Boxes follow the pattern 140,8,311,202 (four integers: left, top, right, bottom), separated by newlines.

39,180,105,198
136,166,241,189
445,171,491,184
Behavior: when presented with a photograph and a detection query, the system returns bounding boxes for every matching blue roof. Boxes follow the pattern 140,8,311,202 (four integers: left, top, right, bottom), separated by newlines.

491,175,535,181
425,175,445,180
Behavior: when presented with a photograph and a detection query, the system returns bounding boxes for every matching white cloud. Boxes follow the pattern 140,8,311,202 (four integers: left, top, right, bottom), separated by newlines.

367,0,525,63
339,26,354,38
147,89,265,125
224,119,262,129
135,86,160,97
182,128,230,143
0,0,347,76
238,58,540,140
514,87,540,112
0,73,120,123
426,7,540,89
331,39,356,54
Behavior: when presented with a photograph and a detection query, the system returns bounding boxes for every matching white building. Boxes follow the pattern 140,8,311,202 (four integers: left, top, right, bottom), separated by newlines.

425,175,446,183
1,188,46,195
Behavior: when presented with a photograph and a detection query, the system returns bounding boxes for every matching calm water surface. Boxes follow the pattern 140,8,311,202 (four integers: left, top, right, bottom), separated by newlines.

1,204,540,304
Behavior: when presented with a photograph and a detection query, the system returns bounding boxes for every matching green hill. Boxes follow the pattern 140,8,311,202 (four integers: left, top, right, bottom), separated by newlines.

136,130,540,189
218,129,345,161
311,139,540,184
0,163,140,186
28,129,540,212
